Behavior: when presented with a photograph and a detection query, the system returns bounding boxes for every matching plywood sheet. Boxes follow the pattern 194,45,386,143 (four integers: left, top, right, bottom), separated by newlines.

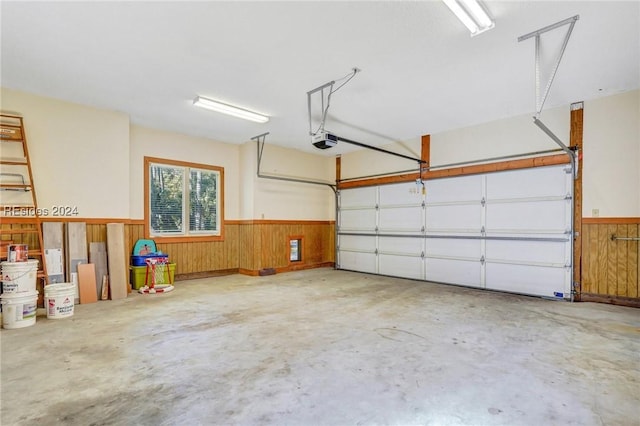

89,242,108,299
42,222,65,283
66,222,87,279
77,263,98,304
101,276,109,300
107,223,127,300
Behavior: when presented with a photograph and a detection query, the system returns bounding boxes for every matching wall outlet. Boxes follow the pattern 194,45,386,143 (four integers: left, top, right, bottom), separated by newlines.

592,208,599,217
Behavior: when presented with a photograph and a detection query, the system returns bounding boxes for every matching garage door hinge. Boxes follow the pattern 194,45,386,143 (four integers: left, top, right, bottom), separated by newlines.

481,197,486,206
421,226,425,232
564,193,572,200
422,201,426,208
375,226,379,232
481,226,486,234
480,256,485,265
375,204,379,210
421,251,425,259
375,249,378,255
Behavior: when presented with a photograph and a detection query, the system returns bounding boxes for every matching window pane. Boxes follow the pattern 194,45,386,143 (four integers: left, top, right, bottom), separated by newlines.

290,239,301,261
189,168,218,232
150,164,184,233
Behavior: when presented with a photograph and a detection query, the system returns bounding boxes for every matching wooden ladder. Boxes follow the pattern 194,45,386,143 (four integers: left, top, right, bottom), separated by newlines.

1,113,49,301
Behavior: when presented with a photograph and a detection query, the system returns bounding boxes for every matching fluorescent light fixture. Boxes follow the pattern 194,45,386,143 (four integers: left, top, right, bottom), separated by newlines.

193,96,269,123
443,0,494,36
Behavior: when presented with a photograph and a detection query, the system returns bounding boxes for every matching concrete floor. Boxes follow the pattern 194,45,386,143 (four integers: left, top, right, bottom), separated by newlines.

1,268,639,426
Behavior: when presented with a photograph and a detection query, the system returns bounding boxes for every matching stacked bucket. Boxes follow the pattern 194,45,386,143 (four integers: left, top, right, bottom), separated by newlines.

1,244,39,329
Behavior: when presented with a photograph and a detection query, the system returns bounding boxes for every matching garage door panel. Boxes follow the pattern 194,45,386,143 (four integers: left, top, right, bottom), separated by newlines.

487,166,568,199
486,240,566,265
339,235,375,251
379,207,423,233
340,186,377,208
338,164,572,300
340,209,376,232
427,175,483,203
379,182,424,205
378,236,423,255
426,204,482,232
379,255,423,280
425,258,481,287
486,263,568,298
339,251,377,274
486,201,567,232
425,238,481,258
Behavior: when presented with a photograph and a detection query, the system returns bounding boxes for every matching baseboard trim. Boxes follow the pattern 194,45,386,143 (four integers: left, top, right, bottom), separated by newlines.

275,262,335,274
239,262,335,276
239,268,259,276
578,292,640,308
174,268,239,281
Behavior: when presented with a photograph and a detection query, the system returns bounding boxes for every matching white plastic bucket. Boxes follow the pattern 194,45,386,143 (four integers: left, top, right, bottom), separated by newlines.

1,291,38,329
1,259,38,293
44,283,75,319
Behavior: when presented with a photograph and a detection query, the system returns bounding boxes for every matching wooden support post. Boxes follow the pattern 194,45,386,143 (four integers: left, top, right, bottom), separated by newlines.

570,102,584,299
421,134,430,166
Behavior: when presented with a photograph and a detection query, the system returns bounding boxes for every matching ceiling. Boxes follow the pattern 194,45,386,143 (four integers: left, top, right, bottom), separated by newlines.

1,1,638,156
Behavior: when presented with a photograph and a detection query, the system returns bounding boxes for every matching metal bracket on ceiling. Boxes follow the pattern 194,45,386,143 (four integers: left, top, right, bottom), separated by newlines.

307,68,360,137
518,15,579,117
252,132,270,167
519,15,579,180
533,117,578,179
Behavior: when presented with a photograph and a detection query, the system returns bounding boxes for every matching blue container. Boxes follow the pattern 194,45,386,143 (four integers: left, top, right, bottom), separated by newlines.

130,254,169,266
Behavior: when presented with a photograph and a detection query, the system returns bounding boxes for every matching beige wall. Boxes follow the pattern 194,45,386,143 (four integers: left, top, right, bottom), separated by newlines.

1,88,336,222
250,143,335,220
341,105,569,179
5,87,636,221
341,91,639,218
129,125,241,220
239,141,256,220
430,106,569,166
340,138,422,180
1,88,130,218
583,90,640,217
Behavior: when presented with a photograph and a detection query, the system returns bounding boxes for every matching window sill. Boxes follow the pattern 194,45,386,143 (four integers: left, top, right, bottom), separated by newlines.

147,234,224,243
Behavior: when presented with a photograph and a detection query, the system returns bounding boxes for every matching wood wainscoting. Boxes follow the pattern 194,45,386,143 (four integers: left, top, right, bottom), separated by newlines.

238,220,335,276
89,220,334,279
580,218,639,307
2,218,335,284
1,218,335,286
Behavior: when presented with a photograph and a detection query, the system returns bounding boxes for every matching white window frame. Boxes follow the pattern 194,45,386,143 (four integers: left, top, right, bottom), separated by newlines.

144,157,224,242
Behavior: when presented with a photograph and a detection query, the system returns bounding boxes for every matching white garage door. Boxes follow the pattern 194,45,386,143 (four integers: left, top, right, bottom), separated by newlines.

337,164,573,299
